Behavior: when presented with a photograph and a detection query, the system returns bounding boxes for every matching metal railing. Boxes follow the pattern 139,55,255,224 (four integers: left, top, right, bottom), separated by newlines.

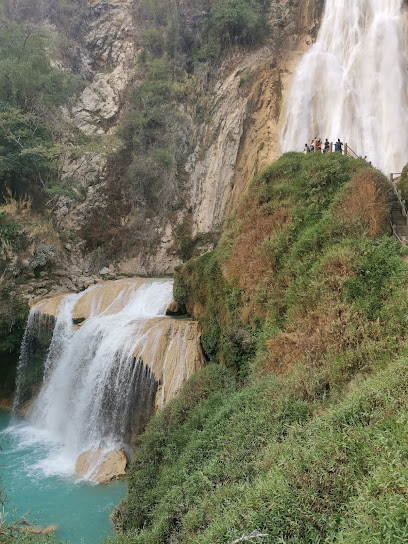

389,172,408,246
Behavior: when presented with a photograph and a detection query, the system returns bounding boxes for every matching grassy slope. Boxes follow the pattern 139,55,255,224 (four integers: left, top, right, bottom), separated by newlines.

110,153,408,543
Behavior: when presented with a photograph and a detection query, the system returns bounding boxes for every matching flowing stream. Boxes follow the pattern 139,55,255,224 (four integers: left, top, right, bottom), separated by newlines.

281,0,408,173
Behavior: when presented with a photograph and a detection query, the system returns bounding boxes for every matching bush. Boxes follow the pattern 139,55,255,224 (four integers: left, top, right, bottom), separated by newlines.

0,19,83,201
209,0,268,46
398,163,408,202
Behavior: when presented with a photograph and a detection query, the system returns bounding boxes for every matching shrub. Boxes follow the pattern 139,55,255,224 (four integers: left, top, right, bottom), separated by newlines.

209,0,268,46
398,163,408,201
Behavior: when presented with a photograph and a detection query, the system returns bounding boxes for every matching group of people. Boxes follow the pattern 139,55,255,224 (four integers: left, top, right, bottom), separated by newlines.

305,138,343,154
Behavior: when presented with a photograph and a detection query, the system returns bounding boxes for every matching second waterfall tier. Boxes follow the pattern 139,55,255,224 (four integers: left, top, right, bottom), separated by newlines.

14,278,205,481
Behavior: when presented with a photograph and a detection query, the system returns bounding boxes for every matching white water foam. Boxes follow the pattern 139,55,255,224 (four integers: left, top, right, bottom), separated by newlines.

281,0,408,173
13,280,174,478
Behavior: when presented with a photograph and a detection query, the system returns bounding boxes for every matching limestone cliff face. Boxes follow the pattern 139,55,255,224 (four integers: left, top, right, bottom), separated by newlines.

55,0,139,249
68,0,138,135
43,0,325,276
187,0,324,237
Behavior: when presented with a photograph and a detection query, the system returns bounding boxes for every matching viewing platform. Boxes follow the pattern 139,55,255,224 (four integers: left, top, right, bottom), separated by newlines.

305,141,359,158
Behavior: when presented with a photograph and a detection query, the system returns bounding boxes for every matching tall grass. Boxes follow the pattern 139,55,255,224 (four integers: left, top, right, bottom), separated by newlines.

110,153,408,544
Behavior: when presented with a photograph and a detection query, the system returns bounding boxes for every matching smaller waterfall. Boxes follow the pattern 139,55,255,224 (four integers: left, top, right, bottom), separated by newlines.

13,279,205,479
13,310,55,412
281,0,408,173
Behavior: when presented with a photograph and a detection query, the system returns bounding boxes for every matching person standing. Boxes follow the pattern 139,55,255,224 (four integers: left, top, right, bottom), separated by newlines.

335,139,343,153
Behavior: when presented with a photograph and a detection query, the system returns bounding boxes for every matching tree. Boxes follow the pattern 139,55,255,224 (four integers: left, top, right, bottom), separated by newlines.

0,18,85,201
0,19,82,115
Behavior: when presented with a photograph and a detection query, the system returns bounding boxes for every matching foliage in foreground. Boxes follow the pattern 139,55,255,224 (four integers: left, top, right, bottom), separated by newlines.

0,490,57,544
110,153,408,543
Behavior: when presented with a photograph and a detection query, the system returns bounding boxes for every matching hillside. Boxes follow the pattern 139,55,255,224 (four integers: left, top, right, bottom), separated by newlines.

110,153,408,543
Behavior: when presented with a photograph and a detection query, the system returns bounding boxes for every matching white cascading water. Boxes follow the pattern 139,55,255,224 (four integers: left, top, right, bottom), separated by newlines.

281,0,408,174
13,280,174,477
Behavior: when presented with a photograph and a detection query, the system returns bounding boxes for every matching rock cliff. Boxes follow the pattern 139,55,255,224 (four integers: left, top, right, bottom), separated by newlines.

47,0,325,275
0,0,326,388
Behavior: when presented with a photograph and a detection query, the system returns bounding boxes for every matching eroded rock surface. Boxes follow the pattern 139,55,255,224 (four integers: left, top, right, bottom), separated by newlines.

75,449,127,483
68,0,137,135
55,0,324,275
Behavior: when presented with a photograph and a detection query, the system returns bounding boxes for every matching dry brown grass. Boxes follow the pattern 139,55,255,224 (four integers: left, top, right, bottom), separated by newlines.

335,170,389,238
223,198,292,301
259,300,378,379
318,245,356,293
1,195,61,250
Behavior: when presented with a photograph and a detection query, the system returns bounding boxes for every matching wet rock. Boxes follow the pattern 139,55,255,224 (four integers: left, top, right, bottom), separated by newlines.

166,300,183,316
75,449,127,483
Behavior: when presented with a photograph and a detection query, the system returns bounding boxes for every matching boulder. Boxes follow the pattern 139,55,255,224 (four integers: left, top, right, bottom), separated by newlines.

166,300,183,316
75,449,127,483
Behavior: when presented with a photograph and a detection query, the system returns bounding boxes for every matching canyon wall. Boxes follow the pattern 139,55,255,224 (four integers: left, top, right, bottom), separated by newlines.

51,0,325,276
0,0,324,375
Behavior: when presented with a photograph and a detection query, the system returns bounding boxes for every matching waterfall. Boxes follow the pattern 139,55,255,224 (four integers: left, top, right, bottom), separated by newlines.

281,0,408,174
13,280,176,477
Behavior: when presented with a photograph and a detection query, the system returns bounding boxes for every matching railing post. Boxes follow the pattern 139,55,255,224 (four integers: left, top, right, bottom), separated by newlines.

344,143,348,156
390,173,394,183
330,142,333,153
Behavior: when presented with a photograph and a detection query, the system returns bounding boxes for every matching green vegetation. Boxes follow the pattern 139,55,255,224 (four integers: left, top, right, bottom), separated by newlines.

0,20,80,112
0,292,29,402
206,0,268,48
0,18,83,200
0,487,57,543
0,0,87,37
0,197,62,404
0,296,28,355
111,153,408,543
398,163,408,202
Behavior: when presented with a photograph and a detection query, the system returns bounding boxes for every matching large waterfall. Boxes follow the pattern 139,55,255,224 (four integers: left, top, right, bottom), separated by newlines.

13,279,204,480
281,0,408,174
